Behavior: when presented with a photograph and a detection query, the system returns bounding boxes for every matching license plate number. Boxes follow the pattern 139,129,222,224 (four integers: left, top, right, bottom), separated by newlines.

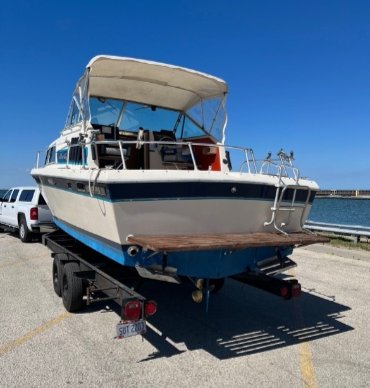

116,320,146,339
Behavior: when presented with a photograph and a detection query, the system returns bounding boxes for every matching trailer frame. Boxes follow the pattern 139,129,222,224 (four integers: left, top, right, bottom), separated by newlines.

43,230,156,338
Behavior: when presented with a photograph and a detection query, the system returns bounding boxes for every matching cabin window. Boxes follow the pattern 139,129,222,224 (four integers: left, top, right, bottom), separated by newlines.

90,97,123,127
89,97,181,134
180,116,205,139
49,146,56,164
69,137,83,164
66,99,82,127
44,149,49,165
45,146,56,165
186,96,226,143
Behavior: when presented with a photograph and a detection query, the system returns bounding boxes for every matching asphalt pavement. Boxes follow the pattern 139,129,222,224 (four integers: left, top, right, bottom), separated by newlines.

0,232,369,387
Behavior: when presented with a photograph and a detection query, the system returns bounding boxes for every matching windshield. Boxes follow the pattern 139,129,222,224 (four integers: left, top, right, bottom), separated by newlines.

89,96,226,142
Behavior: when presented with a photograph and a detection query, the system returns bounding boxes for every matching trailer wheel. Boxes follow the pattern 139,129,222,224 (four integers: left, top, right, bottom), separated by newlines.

62,262,84,312
19,217,32,243
52,257,63,297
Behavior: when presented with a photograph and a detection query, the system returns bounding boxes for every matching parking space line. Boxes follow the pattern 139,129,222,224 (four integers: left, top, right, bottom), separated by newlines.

0,311,71,357
289,269,317,388
299,341,317,388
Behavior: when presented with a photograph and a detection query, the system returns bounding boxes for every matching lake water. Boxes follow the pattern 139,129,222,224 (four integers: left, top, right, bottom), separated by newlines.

308,198,370,227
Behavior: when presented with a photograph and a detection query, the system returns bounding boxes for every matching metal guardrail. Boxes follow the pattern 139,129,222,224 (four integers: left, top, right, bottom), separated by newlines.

304,221,370,238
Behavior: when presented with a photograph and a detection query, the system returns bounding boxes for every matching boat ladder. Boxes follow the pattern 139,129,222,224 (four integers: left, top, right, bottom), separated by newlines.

264,183,311,235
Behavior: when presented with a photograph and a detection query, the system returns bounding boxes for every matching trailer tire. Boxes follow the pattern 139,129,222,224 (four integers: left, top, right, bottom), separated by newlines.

52,257,63,297
19,216,32,243
62,262,84,312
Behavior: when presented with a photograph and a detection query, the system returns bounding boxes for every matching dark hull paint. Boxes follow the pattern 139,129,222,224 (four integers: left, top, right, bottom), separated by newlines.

33,174,316,204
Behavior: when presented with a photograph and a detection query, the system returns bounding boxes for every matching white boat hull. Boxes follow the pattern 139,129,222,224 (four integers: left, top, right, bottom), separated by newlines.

33,169,315,277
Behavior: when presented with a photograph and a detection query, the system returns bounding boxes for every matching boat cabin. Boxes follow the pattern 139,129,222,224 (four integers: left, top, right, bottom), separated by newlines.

53,56,229,172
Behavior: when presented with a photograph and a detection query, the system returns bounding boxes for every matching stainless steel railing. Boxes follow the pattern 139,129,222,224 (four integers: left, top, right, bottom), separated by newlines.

35,139,300,180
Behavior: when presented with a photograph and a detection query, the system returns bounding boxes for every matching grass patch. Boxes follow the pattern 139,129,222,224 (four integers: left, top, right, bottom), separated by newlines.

323,235,370,251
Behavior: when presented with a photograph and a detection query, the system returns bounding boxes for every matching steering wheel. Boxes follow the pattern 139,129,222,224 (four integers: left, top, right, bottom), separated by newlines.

158,136,175,144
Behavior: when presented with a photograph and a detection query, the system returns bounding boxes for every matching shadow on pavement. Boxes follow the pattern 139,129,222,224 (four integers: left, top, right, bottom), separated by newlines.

134,278,353,360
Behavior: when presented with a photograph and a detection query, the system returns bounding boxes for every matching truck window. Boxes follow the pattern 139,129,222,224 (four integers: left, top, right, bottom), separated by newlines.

19,190,35,202
2,190,12,202
10,189,19,203
38,194,47,205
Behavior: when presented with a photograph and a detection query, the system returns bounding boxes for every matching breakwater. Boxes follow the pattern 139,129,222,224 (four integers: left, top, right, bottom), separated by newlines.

317,189,370,198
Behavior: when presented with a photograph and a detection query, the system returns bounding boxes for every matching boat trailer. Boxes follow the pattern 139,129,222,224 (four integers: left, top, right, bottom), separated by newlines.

43,230,328,334
43,231,157,339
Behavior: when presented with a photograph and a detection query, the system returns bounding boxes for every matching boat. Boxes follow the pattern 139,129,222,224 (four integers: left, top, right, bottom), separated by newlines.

31,55,323,283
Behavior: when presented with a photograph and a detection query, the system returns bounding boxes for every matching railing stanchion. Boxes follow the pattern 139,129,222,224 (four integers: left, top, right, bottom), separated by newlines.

188,143,198,170
118,141,127,170
244,149,251,173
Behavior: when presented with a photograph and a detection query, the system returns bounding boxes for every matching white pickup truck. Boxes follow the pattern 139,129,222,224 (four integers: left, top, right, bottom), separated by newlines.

0,186,54,242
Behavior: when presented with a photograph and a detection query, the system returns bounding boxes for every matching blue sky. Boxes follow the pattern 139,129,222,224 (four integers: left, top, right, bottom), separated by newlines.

0,0,369,189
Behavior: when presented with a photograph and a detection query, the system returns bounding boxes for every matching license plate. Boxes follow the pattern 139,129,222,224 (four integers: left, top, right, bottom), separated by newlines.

116,320,146,339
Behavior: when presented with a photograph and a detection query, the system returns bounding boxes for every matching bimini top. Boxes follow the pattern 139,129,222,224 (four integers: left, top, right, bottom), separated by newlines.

86,55,228,111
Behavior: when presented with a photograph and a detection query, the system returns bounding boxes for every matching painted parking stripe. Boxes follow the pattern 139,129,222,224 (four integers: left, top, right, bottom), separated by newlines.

0,312,71,357
289,268,317,388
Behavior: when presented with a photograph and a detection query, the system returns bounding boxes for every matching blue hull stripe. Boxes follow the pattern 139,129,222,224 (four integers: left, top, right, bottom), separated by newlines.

54,218,127,265
53,218,294,278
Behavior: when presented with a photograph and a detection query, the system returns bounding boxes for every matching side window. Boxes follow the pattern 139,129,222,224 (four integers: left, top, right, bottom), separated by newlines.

44,147,56,165
69,137,83,164
19,190,35,202
66,99,82,127
44,148,50,166
49,147,56,164
2,190,12,202
10,189,19,203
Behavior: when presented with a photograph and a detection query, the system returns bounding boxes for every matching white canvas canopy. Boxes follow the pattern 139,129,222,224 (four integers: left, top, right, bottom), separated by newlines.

86,55,228,111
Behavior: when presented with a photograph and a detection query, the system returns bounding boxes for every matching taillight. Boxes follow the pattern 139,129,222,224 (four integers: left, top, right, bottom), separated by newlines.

144,301,157,317
280,287,289,298
122,300,142,321
30,207,38,220
291,283,301,298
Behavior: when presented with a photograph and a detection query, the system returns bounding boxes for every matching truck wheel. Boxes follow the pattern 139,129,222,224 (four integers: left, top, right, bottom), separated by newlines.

61,262,84,312
52,257,63,297
19,217,32,243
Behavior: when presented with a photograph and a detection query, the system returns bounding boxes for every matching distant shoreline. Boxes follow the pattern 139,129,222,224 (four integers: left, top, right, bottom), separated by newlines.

316,195,370,199
316,196,370,200
318,189,370,198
